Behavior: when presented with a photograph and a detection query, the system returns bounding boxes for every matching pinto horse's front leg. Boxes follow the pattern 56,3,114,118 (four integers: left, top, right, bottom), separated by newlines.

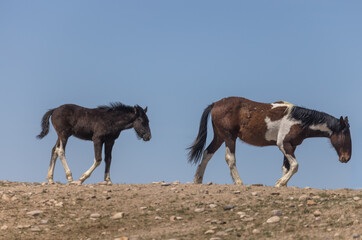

276,142,298,187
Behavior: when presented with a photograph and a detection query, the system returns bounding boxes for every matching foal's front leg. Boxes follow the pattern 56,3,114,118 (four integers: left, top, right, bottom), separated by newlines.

72,140,103,185
103,140,115,184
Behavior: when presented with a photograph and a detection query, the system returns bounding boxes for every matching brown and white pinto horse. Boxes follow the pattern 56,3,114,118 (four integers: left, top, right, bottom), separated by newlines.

188,97,352,187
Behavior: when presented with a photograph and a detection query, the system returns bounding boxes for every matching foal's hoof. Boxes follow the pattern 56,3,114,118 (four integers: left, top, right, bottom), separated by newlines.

69,181,82,185
98,181,113,185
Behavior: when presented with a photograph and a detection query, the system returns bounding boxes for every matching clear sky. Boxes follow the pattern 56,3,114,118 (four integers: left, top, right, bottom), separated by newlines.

1,1,361,189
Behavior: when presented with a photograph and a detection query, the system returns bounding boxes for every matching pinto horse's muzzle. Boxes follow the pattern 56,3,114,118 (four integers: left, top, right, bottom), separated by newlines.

339,155,351,163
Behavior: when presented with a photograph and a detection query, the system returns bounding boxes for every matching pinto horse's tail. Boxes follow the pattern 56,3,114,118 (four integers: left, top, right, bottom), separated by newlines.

187,103,214,165
36,109,55,139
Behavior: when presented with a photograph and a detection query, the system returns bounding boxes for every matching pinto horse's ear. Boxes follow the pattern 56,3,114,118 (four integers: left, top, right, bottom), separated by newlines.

339,116,346,128
144,107,148,113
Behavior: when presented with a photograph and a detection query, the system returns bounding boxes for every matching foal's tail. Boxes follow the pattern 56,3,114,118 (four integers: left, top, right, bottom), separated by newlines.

187,103,214,165
36,109,55,139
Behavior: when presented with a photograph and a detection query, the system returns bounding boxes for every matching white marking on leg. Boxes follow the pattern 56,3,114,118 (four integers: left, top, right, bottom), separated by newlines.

79,158,101,183
225,147,243,185
275,148,298,187
194,150,213,184
47,150,57,184
57,141,73,182
309,123,332,135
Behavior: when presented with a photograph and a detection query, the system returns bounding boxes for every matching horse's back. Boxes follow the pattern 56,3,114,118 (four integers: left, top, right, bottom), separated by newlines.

211,97,291,146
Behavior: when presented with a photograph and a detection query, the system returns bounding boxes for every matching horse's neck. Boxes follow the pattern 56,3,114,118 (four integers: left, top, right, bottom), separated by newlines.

114,113,137,130
305,128,332,139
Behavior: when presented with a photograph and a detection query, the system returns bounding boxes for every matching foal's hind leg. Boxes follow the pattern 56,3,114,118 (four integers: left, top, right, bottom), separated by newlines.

57,138,74,183
194,137,223,184
47,140,59,184
225,138,243,185
47,138,73,184
103,139,115,184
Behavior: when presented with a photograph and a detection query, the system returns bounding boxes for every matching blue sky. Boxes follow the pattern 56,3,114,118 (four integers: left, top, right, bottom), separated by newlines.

0,1,361,189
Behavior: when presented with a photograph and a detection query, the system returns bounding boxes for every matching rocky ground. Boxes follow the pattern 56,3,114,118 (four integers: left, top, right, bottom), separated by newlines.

0,181,361,240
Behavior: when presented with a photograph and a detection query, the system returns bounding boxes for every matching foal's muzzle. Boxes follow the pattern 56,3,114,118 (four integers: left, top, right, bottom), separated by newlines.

143,134,151,141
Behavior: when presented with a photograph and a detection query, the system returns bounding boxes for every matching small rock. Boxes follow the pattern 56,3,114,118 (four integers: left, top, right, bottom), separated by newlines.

313,210,322,217
305,186,311,189
155,216,162,220
90,213,101,218
40,219,48,224
207,182,213,185
140,207,148,210
170,216,176,221
271,192,280,196
225,228,234,232
209,204,217,208
251,184,263,186
161,183,171,186
55,202,63,207
27,210,43,217
299,194,310,201
216,231,228,236
353,234,360,239
194,208,205,213
234,191,241,194
251,192,258,196
210,238,222,240
176,216,183,220
252,229,260,234
1,225,8,230
271,210,282,216
30,226,41,232
173,181,180,185
205,229,215,234
223,205,234,210
241,217,254,222
307,200,317,206
353,197,360,201
266,216,280,224
2,194,10,201
111,212,125,220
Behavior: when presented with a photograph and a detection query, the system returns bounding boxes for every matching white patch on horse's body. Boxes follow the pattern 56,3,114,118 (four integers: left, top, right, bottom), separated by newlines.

309,123,332,135
264,116,301,144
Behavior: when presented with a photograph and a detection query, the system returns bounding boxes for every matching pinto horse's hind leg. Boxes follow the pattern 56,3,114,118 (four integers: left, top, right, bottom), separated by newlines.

225,139,243,185
47,140,59,184
276,143,298,187
194,137,223,184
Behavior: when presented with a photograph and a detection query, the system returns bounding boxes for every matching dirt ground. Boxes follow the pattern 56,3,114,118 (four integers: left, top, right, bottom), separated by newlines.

0,181,361,240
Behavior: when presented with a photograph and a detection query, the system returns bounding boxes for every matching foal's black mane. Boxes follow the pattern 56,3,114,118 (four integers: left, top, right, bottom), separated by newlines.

97,102,136,113
290,106,341,132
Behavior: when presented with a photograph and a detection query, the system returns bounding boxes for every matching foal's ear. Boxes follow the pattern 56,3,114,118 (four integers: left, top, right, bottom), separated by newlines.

344,116,349,125
134,107,138,114
144,107,148,113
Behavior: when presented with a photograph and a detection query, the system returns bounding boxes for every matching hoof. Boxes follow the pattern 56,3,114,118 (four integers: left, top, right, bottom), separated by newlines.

69,181,82,185
47,180,55,185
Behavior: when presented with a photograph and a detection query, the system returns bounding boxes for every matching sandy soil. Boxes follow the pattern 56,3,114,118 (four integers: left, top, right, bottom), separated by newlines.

0,181,361,240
